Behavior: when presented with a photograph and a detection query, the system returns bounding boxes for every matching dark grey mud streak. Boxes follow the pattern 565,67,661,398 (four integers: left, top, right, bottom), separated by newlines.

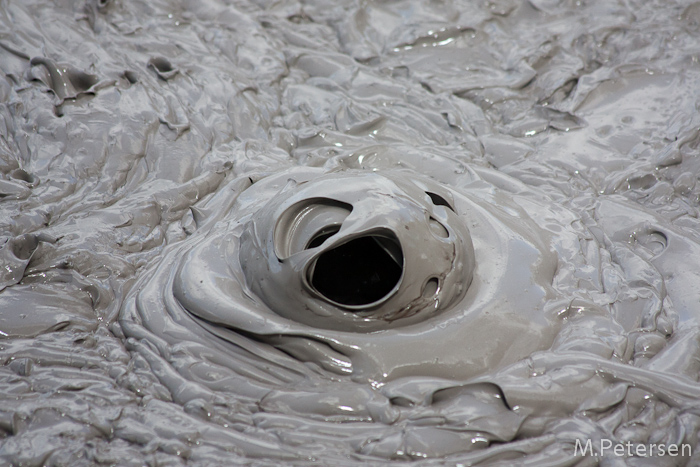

2,0,700,465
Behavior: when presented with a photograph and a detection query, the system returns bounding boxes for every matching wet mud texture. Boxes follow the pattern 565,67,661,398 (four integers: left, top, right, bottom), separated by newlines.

2,0,700,465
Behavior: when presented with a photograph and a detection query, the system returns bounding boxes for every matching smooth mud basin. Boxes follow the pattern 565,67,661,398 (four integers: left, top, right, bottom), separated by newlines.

3,0,700,465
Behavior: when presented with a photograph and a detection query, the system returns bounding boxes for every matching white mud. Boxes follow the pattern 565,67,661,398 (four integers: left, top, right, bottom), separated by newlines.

2,0,700,465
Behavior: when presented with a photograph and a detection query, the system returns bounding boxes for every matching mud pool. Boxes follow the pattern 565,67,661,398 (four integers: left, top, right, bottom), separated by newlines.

3,0,700,465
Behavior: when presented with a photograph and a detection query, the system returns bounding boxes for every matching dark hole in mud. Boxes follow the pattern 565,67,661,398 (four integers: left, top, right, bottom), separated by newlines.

150,57,174,73
306,226,341,249
311,233,402,306
422,277,439,297
390,396,414,407
123,70,138,84
148,57,179,80
426,191,454,211
10,169,37,185
67,70,98,92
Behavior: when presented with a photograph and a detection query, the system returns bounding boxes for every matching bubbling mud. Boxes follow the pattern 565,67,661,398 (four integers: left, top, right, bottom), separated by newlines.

238,169,476,328
3,0,700,465
164,161,590,386
119,155,592,457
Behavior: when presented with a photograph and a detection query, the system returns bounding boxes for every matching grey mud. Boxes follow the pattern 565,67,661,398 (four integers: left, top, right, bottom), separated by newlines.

2,0,700,465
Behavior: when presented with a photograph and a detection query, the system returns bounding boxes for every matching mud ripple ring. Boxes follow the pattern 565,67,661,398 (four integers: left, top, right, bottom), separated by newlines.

167,165,571,382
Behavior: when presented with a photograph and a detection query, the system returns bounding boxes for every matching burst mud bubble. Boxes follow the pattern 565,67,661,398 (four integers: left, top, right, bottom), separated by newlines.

157,163,574,384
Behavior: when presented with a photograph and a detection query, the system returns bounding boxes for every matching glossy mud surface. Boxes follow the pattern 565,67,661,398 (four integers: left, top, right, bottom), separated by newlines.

2,0,700,465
